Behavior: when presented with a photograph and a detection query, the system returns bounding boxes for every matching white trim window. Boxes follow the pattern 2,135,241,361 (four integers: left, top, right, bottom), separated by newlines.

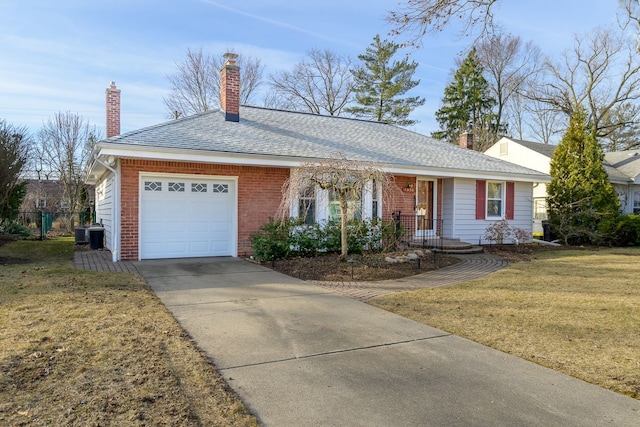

328,188,362,222
634,191,640,214
371,180,380,219
298,186,316,225
486,181,504,218
533,197,547,220
295,182,380,224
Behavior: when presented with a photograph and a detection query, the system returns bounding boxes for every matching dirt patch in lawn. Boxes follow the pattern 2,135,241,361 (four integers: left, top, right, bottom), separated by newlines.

260,252,460,281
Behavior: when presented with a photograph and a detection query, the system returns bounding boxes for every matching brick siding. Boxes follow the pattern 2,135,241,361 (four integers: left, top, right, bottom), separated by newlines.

119,159,289,260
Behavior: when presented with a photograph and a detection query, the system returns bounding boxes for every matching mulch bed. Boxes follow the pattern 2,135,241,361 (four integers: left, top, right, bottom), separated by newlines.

261,252,460,281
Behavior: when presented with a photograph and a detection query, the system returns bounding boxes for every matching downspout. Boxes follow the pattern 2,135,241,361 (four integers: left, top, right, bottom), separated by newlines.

93,153,120,262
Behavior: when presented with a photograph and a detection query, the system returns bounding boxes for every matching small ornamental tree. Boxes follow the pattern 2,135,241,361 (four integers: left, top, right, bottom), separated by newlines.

280,156,396,261
547,109,620,245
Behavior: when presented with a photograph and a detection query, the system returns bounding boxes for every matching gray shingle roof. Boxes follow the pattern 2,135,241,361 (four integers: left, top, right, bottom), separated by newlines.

104,106,547,178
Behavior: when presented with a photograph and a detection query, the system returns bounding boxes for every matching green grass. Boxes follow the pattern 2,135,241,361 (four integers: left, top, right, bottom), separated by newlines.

369,247,640,399
0,238,257,426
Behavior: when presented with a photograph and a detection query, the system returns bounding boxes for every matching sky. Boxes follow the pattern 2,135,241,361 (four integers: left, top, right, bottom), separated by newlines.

0,0,624,140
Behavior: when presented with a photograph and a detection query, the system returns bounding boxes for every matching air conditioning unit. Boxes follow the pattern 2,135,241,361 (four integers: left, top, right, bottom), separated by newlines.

75,227,90,244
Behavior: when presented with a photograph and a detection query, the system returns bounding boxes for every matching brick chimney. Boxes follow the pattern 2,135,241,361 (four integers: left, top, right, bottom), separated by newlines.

106,81,121,138
459,131,473,150
220,53,240,122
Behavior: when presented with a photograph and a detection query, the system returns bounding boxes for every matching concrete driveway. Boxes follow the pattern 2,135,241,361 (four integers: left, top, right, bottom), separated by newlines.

137,257,640,427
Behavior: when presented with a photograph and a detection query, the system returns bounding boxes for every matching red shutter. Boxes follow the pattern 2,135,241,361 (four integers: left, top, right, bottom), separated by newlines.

476,180,486,220
505,181,515,220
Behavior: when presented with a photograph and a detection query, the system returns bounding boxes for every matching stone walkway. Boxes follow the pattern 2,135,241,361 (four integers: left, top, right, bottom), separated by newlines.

74,250,508,301
308,253,509,301
74,249,139,274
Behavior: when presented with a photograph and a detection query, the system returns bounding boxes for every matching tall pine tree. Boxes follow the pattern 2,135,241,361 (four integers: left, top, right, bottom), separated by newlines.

432,48,497,150
346,34,425,126
547,109,620,245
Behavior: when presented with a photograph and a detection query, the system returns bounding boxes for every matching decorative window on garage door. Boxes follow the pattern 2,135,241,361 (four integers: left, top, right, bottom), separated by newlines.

213,183,229,193
168,182,185,192
191,183,207,193
144,181,162,191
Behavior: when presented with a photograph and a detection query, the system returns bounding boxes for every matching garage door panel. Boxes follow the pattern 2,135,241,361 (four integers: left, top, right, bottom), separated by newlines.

140,176,236,259
165,221,187,233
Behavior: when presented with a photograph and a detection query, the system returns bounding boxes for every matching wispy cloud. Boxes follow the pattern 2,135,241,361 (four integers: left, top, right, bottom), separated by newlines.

199,0,360,48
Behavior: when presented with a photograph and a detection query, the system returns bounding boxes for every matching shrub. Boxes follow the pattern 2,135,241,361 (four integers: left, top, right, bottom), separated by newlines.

250,218,399,260
484,220,513,247
289,224,323,257
610,214,640,246
249,218,295,261
0,219,31,236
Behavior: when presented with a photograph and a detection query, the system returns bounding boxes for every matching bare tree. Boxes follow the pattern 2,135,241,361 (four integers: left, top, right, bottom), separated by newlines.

599,102,640,150
37,112,98,229
531,27,640,141
269,49,354,116
522,98,564,144
387,0,499,44
279,156,395,261
0,120,30,220
164,48,264,118
475,34,543,138
620,0,640,27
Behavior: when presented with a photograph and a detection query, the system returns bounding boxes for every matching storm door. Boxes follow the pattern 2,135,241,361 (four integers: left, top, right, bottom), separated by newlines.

416,179,436,236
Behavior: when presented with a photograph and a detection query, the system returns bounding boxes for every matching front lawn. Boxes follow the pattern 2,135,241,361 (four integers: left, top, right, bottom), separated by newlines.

0,237,257,426
369,247,640,399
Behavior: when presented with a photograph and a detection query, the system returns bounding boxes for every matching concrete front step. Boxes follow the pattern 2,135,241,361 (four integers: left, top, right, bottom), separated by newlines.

408,239,484,254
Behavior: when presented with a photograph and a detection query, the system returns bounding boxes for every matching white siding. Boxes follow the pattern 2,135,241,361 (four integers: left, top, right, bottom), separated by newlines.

95,173,114,251
450,178,533,244
485,138,551,174
441,178,455,238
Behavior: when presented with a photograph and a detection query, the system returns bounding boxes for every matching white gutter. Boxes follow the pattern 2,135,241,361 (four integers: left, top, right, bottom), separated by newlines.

96,144,551,183
93,153,120,262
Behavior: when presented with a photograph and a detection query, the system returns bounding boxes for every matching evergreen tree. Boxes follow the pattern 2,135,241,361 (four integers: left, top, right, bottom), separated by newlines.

0,120,29,222
346,34,425,126
547,109,620,245
432,48,497,150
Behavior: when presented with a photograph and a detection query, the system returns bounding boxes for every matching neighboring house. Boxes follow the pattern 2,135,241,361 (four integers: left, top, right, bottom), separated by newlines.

20,179,68,212
485,137,640,234
86,55,548,262
20,179,95,213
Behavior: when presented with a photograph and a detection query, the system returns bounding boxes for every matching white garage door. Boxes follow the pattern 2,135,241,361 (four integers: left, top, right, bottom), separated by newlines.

139,175,236,259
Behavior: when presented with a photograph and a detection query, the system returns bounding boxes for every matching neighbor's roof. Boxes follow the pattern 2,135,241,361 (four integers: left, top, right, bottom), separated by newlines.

604,150,640,181
506,137,633,184
507,138,557,158
100,106,547,179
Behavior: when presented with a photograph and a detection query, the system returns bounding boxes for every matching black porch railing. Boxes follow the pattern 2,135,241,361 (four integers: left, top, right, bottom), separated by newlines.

391,211,444,252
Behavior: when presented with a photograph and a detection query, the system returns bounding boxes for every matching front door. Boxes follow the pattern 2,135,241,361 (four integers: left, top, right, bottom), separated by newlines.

416,179,436,236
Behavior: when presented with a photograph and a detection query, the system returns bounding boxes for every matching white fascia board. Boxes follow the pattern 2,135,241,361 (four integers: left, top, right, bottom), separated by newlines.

95,144,309,168
381,165,551,183
93,143,551,183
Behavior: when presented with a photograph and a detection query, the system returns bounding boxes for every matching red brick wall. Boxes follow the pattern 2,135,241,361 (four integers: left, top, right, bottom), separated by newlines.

383,175,416,218
119,159,289,260
105,83,120,138
220,54,240,118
